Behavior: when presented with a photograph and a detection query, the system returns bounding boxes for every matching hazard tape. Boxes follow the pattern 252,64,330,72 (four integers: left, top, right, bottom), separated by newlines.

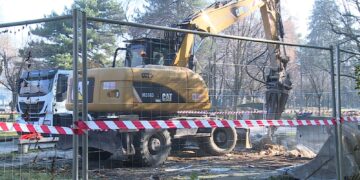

177,110,313,115
75,119,337,131
177,110,359,115
0,122,73,135
177,110,266,115
5,110,359,116
7,110,358,116
75,116,360,131
1,117,359,135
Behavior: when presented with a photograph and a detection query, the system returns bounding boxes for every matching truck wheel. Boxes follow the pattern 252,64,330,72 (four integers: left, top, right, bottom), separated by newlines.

199,127,237,155
132,130,171,167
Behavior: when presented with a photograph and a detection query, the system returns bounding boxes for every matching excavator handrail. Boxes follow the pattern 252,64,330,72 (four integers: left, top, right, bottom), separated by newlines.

112,47,126,67
87,17,330,51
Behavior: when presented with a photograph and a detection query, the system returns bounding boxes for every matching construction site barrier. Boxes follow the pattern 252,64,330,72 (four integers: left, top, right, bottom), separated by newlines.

75,119,338,131
0,122,73,135
177,110,360,115
2,110,357,116
0,116,359,135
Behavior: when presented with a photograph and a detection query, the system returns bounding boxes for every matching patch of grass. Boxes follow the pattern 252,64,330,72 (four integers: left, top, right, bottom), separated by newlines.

281,114,296,119
0,169,49,180
0,168,71,180
276,132,296,137
190,172,199,180
0,151,17,159
0,146,44,159
0,115,11,121
0,131,18,138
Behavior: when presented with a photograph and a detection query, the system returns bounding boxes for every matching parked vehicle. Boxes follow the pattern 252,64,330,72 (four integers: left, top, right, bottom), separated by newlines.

16,69,71,126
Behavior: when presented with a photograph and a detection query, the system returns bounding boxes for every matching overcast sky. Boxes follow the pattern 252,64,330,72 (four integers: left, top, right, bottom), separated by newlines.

0,0,314,39
282,0,314,38
0,0,73,22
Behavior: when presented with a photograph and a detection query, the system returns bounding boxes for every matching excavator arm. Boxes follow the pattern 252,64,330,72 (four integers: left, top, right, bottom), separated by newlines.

173,0,267,67
260,0,292,120
173,0,291,120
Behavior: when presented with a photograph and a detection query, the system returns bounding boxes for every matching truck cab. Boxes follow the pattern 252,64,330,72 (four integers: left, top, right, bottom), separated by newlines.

16,69,71,126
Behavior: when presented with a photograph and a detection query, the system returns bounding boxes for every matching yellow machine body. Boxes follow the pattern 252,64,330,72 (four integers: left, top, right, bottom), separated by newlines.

66,65,210,114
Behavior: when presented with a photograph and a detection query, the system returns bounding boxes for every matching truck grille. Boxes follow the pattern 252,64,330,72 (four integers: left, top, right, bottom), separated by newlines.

19,101,45,114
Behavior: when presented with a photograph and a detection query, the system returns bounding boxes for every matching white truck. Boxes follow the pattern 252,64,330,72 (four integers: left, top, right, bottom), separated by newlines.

16,69,71,126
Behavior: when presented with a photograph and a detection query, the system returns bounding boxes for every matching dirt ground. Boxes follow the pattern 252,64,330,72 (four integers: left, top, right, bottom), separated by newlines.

0,146,311,180
85,149,311,180
0,131,315,180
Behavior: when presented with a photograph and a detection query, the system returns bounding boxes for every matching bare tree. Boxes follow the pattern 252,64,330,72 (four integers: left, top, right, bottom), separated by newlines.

0,51,27,111
328,0,360,95
329,0,360,50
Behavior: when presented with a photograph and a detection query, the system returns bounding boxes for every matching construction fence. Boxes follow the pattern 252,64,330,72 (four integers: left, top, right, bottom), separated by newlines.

0,9,359,180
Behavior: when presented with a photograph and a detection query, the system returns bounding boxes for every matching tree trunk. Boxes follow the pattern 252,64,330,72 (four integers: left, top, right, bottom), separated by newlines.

317,95,321,116
212,49,217,110
11,92,17,112
10,91,17,120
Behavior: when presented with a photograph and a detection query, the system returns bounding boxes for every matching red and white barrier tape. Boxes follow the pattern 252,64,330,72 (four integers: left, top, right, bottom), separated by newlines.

76,116,360,131
4,110,360,115
1,117,359,135
177,110,309,115
0,122,73,135
177,110,359,115
177,110,267,115
75,119,336,131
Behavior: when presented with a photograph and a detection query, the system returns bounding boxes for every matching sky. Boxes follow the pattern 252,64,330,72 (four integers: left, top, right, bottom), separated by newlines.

0,0,73,22
282,0,314,38
0,0,314,39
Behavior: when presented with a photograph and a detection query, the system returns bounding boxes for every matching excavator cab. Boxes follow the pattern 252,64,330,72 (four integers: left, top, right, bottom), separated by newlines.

114,38,177,67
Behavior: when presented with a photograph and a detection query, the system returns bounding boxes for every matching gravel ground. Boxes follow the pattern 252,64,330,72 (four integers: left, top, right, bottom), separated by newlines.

0,148,310,179
0,137,312,180
85,149,310,179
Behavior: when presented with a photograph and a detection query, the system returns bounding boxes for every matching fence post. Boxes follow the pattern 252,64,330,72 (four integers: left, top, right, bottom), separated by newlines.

331,45,343,180
72,8,79,180
335,44,344,179
330,45,342,180
81,10,89,180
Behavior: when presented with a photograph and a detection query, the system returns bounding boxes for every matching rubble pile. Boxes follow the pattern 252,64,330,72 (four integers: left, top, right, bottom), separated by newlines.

252,137,316,158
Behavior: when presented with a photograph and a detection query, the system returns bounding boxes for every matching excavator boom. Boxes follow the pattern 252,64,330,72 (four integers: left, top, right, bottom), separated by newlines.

173,0,281,68
172,0,291,120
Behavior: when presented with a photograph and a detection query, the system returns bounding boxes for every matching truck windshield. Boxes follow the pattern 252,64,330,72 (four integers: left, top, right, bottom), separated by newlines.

19,77,54,97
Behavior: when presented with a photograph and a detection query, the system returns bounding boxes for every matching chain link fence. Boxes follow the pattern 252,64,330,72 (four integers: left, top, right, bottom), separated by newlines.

0,9,359,180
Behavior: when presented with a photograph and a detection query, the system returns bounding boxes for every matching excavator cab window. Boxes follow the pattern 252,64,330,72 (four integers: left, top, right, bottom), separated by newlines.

125,39,176,67
125,44,146,67
147,40,175,66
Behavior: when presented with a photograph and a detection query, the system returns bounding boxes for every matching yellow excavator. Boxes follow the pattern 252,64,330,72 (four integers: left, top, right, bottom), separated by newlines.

58,0,291,166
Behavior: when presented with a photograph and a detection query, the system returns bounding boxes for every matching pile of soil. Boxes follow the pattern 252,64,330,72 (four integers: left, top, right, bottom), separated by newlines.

253,137,316,158
259,144,287,156
286,145,316,158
